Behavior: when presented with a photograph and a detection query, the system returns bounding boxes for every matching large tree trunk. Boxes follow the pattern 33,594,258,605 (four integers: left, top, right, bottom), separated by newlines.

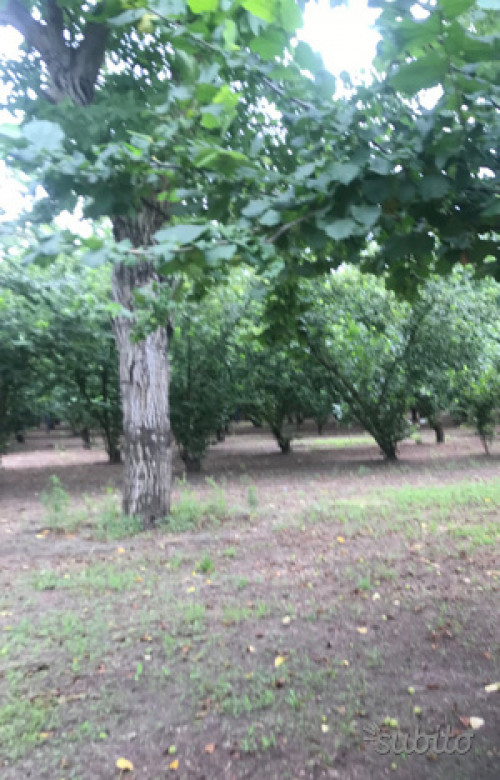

112,215,172,527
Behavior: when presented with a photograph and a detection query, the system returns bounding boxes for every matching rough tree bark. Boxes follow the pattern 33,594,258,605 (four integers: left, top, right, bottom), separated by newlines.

112,216,172,525
1,1,173,524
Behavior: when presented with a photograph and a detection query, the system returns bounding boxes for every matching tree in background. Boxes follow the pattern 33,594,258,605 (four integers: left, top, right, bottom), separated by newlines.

0,261,122,463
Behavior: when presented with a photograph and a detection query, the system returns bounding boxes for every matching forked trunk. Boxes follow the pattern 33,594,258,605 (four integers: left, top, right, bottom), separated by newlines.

112,214,171,527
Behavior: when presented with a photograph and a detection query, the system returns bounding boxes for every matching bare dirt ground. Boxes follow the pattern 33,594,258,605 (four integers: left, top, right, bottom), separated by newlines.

0,423,499,780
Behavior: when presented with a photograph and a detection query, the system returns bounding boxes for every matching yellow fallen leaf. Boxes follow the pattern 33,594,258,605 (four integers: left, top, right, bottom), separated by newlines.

356,626,368,635
134,576,143,582
39,731,52,739
282,616,291,625
485,682,500,693
205,579,212,585
337,536,346,544
117,547,126,554
116,757,134,771
321,724,329,733
275,655,286,668
342,659,350,667
169,759,179,770
186,586,196,593
469,716,485,730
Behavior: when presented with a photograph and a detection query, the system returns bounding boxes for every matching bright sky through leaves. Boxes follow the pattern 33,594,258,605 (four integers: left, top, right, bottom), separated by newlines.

0,1,379,220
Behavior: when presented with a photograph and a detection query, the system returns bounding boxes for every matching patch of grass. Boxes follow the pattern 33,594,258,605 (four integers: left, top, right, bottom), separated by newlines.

223,604,251,624
304,435,374,450
93,489,143,539
32,563,144,593
223,546,237,559
41,475,77,533
451,522,500,548
0,696,59,762
384,479,500,511
166,479,228,533
179,603,206,633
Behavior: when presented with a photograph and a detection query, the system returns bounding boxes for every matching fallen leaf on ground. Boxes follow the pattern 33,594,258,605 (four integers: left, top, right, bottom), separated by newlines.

275,655,286,667
321,724,329,733
117,547,126,554
116,757,134,771
169,759,179,770
337,536,346,543
469,716,485,730
485,682,500,693
204,743,215,754
356,626,368,635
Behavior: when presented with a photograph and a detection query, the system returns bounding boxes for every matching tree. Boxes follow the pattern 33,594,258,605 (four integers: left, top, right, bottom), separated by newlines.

0,287,39,452
0,0,313,524
301,268,500,460
170,282,241,472
0,259,123,462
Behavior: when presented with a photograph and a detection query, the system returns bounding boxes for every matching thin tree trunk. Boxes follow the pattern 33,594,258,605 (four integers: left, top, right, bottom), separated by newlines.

112,215,172,527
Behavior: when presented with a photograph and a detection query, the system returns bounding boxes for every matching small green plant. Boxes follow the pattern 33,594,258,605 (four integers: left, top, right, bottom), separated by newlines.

134,662,143,681
223,546,237,559
41,475,75,532
358,574,371,592
237,577,249,590
196,553,215,574
247,485,258,510
167,552,184,570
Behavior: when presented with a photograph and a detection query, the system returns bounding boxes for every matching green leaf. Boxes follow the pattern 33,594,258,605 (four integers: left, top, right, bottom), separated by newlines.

323,219,356,240
155,224,208,244
279,0,303,33
188,0,218,12
419,175,451,199
108,8,146,26
249,30,287,59
316,70,337,99
22,120,65,152
439,0,475,16
213,84,240,111
241,0,278,23
294,41,322,74
223,19,238,49
152,0,187,15
351,205,381,228
295,162,316,180
0,122,21,140
326,161,360,186
259,210,281,226
242,199,270,218
206,244,237,264
193,146,249,172
389,53,448,94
